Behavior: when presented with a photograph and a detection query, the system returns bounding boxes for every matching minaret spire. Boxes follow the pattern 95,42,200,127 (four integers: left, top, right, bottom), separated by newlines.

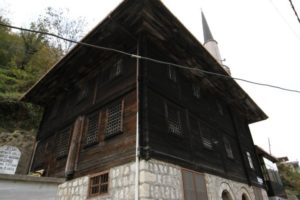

201,10,231,75
201,11,214,43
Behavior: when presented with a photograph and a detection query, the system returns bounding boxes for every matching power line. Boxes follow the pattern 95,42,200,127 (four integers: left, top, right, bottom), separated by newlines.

1,22,300,94
268,0,300,40
288,0,300,24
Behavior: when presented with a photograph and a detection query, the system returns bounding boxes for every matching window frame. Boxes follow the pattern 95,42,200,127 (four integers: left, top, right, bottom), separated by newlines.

198,121,214,150
55,125,73,159
84,111,101,148
192,84,201,99
246,151,255,169
223,136,234,159
88,171,109,198
104,99,124,139
165,102,184,136
167,65,177,82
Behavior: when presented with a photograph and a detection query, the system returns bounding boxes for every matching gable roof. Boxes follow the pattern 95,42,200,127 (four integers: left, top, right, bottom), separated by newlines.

21,0,267,123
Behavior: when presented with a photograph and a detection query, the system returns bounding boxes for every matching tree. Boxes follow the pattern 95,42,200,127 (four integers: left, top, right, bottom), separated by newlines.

37,7,87,54
278,164,300,198
0,7,86,131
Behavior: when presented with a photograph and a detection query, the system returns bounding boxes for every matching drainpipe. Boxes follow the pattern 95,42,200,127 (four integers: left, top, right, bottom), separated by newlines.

134,39,141,200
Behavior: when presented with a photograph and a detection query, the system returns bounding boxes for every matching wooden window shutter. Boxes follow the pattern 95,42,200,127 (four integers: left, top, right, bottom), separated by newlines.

182,169,208,200
85,112,100,146
253,187,264,200
104,100,124,137
56,125,72,159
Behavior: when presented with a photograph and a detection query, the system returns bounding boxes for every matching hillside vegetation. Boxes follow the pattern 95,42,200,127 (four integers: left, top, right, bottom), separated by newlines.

0,8,85,132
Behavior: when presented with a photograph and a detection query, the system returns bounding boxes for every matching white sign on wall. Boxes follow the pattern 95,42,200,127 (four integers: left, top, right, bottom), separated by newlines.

0,145,21,175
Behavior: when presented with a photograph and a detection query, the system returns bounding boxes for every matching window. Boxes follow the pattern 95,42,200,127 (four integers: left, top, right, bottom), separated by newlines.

56,126,72,159
110,59,122,80
182,169,208,200
77,86,88,103
192,84,201,98
199,122,213,149
168,65,177,82
33,140,47,169
222,190,233,200
224,137,234,159
216,101,224,115
89,172,109,197
85,112,100,146
246,152,255,169
166,103,183,135
104,100,124,137
101,58,123,84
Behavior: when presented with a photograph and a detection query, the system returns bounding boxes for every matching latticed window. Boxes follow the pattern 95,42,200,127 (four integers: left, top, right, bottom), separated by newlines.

89,172,109,197
85,112,100,146
224,137,234,159
104,100,124,137
168,65,177,82
192,84,201,98
166,104,182,135
199,123,213,149
56,126,72,159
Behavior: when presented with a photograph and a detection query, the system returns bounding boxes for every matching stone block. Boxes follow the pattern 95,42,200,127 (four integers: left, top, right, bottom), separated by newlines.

140,183,150,198
140,171,156,183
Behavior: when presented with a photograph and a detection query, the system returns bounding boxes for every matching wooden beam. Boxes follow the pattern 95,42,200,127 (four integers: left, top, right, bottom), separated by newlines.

65,116,84,179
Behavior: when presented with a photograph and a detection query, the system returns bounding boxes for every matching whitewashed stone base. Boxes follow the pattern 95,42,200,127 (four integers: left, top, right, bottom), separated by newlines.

205,173,268,200
139,159,183,200
57,162,136,200
57,159,268,200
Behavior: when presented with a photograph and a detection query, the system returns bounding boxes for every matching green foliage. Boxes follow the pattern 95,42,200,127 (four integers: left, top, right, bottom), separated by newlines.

0,8,85,132
278,164,300,198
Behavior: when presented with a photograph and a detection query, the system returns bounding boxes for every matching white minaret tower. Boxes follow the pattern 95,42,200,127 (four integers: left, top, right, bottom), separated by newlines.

201,11,231,75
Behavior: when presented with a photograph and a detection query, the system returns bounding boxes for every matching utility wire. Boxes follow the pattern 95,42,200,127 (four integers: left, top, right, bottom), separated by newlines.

1,22,300,94
288,0,300,24
268,0,300,40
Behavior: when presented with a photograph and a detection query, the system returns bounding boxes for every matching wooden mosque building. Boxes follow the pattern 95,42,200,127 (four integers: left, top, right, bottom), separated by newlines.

22,0,270,199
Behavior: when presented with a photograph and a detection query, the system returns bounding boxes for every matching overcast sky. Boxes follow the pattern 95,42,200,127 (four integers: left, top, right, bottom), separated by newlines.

1,0,300,162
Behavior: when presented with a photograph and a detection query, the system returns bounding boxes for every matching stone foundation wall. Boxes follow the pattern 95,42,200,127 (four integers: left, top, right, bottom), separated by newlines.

57,159,269,200
57,162,136,200
205,173,268,200
139,159,183,200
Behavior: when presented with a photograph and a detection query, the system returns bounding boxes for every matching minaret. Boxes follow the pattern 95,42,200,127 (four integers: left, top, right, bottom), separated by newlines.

201,11,231,75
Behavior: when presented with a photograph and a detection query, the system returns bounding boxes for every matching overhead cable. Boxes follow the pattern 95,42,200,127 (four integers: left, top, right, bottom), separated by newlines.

288,0,300,24
0,22,300,94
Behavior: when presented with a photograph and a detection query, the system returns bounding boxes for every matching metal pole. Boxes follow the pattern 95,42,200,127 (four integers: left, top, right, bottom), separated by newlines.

134,39,140,200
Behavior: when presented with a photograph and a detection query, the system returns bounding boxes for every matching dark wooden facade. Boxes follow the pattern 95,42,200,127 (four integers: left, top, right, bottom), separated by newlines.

22,0,267,187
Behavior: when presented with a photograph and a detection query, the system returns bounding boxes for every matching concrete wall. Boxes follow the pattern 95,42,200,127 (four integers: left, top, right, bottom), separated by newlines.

56,159,269,200
0,174,64,200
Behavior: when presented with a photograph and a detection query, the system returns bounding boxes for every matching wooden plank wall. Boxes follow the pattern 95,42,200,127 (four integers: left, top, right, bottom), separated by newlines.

31,54,137,177
140,40,262,185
